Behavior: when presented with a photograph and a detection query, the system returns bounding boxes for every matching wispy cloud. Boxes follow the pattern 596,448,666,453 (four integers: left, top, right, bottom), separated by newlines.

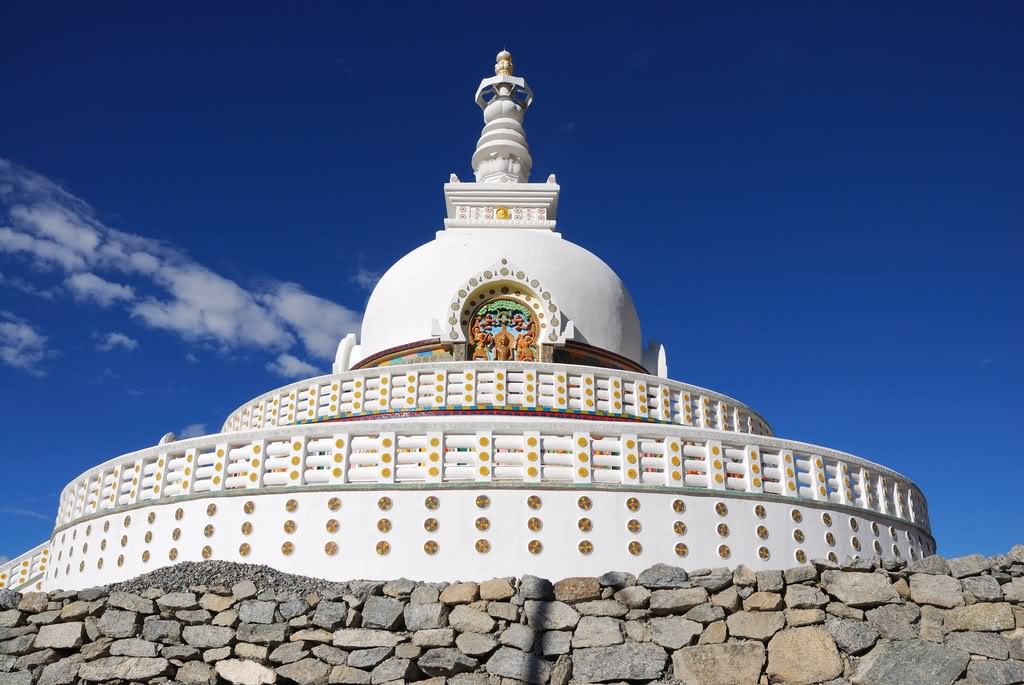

67,272,135,307
266,352,321,378
0,311,51,376
178,423,207,439
350,264,382,291
95,331,139,352
0,159,360,373
0,271,57,300
0,506,51,521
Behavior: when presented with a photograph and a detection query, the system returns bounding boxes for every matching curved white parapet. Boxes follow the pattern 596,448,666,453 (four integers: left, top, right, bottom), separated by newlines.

44,413,933,591
0,541,50,592
221,362,774,437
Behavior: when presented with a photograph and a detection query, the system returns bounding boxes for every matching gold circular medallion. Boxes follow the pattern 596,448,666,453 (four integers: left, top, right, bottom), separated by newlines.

243,501,255,514
168,548,178,561
475,539,490,553
793,529,805,543
203,524,214,538
715,502,728,516
850,518,859,531
825,532,835,546
475,517,490,531
673,521,687,536
625,497,640,512
142,550,150,562
206,503,217,517
378,497,392,511
201,545,212,559
852,536,861,551
241,522,253,535
527,517,542,532
754,504,767,519
239,543,251,557
377,518,392,533
758,546,770,560
283,520,297,534
282,541,295,556
117,554,124,567
527,539,543,555
325,542,338,556
674,542,689,557
527,495,542,510
326,519,339,533
718,544,731,559
328,497,341,511
717,523,730,537
757,525,770,539
822,512,832,526
424,496,439,510
286,499,298,512
423,518,439,532
577,496,592,511
423,540,439,555
795,549,807,563
791,509,803,523
577,517,593,532
627,519,641,533
628,541,643,556
578,540,593,555
171,529,180,541
146,513,155,525
672,499,685,513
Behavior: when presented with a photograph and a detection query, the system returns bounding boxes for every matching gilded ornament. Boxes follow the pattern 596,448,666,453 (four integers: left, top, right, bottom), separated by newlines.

378,496,393,510
146,513,155,525
717,523,730,537
202,545,212,559
795,549,807,563
475,495,490,508
791,509,803,523
377,518,392,533
204,524,214,538
168,548,178,561
241,522,253,535
282,541,295,556
171,528,180,541
423,540,439,555
527,495,542,509
718,544,731,559
758,546,771,560
527,539,543,554
424,496,439,510
527,517,542,532
673,521,687,536
475,539,490,553
325,541,338,556
672,499,686,513
239,543,251,557
577,496,592,510
625,497,640,512
628,541,643,556
674,542,689,557
206,503,217,516
326,519,339,533
286,499,298,512
627,519,641,533
715,502,728,516
475,517,490,531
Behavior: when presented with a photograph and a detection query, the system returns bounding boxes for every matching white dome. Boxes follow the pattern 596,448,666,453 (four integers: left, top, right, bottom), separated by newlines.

355,228,642,365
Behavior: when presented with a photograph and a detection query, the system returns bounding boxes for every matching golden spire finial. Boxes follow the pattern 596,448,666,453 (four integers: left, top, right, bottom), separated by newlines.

495,50,513,76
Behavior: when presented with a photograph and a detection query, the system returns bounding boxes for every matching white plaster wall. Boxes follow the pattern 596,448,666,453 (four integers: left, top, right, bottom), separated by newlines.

45,488,931,591
357,229,643,365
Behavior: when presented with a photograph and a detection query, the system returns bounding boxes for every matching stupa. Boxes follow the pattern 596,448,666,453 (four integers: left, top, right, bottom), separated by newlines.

0,52,934,593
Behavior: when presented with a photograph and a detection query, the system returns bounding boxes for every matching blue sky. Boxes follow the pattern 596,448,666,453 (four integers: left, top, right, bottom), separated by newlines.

1,3,1021,562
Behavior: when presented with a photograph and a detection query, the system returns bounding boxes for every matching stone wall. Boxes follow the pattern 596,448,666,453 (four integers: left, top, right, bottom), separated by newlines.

1,547,1023,685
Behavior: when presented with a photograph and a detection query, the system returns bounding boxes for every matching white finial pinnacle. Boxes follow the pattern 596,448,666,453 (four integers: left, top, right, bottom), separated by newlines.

471,51,533,183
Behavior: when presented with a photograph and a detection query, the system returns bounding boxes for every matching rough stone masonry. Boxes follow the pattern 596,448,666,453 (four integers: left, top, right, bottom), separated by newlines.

1,545,1023,685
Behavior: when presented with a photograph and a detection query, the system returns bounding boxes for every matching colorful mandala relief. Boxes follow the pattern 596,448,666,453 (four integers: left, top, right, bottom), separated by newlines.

469,299,538,361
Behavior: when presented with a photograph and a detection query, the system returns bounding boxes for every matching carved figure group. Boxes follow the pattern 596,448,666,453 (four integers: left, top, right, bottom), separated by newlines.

469,307,537,361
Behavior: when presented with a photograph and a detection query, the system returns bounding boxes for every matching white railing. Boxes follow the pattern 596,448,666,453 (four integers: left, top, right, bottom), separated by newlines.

54,417,931,538
220,362,774,437
0,541,49,592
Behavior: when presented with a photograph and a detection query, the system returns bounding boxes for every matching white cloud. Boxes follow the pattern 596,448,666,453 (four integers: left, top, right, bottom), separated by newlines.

178,423,207,439
266,353,321,379
95,331,139,352
66,272,135,306
185,352,199,364
0,507,51,521
0,311,50,376
0,159,362,369
0,271,57,300
351,266,382,290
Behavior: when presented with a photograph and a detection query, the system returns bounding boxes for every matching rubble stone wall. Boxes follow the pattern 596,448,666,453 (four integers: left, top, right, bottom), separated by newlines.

1,547,1023,685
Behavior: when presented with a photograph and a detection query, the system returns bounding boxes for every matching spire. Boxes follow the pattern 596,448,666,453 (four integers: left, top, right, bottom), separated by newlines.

472,51,534,183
